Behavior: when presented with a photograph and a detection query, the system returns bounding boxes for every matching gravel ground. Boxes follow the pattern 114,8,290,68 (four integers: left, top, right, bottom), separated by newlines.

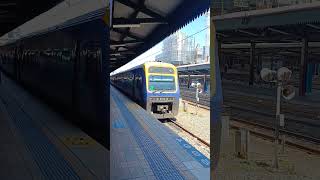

214,128,320,180
174,99,210,143
163,99,211,158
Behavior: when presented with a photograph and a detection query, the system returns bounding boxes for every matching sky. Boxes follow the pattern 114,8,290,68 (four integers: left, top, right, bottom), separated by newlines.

111,10,210,75
180,13,209,47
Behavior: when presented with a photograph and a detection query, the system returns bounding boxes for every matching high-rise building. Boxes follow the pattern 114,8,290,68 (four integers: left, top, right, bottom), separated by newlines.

155,31,195,65
155,10,210,65
203,11,210,63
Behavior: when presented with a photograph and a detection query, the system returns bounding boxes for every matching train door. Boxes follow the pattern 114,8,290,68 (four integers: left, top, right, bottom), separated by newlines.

134,69,142,104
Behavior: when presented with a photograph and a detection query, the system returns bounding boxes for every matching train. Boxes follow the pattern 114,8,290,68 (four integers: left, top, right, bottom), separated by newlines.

0,6,109,148
111,62,180,119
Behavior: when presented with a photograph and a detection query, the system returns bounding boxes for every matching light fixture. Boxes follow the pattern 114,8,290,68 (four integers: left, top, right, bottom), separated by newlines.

112,24,141,28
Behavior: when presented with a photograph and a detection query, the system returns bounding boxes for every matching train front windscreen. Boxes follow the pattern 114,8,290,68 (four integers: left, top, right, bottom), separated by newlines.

148,75,176,91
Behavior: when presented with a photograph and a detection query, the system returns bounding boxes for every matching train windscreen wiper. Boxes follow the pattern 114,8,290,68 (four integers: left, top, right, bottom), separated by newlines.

152,90,162,93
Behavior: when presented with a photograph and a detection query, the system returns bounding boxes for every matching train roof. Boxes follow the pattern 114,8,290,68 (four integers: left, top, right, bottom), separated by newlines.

143,61,176,69
111,61,176,76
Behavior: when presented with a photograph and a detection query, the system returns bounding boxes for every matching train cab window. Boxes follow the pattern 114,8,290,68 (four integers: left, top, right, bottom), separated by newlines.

148,75,176,91
149,67,174,74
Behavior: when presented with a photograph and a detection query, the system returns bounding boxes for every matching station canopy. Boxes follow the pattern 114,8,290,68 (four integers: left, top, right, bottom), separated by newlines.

0,0,107,46
177,62,210,75
213,2,320,62
110,0,210,72
0,0,63,44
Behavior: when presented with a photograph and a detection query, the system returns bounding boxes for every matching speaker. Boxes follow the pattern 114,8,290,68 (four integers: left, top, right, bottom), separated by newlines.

277,67,292,82
260,68,277,82
282,85,295,100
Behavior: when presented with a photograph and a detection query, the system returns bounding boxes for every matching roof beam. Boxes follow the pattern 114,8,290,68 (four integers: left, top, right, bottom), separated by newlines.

307,24,320,30
113,17,167,27
219,34,303,43
112,28,142,41
221,42,320,49
113,0,145,55
116,0,163,18
110,49,135,55
268,27,291,35
216,32,228,37
237,29,259,36
0,2,16,7
110,40,143,47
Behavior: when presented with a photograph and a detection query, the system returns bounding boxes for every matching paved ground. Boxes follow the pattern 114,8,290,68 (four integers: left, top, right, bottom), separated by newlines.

0,73,108,180
110,86,210,180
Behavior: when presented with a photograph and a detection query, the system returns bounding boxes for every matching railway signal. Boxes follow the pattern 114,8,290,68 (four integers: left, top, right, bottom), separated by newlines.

260,66,295,169
191,82,203,115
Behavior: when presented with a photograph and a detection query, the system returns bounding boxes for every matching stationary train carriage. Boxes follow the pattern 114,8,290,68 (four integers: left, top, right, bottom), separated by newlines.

111,62,180,119
0,7,109,148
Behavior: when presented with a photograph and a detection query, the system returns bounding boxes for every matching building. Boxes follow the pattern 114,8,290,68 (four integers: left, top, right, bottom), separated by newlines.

155,10,210,65
155,31,195,65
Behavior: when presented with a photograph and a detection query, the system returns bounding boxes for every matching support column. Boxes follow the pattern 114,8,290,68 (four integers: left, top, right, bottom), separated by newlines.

218,39,222,63
306,63,314,94
187,74,191,88
217,39,222,78
299,38,308,96
203,75,207,92
249,42,255,85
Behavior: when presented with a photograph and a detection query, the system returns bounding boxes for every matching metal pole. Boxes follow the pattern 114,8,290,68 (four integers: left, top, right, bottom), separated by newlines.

299,38,307,96
273,82,281,169
195,86,199,115
281,133,286,154
279,113,286,154
221,0,224,15
249,42,255,85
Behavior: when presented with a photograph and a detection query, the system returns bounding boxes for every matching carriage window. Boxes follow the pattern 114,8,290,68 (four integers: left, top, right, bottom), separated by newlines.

149,67,174,74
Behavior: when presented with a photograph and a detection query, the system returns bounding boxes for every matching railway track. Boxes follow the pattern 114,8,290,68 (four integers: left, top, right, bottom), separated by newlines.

180,88,210,107
230,117,320,155
165,118,210,148
224,91,320,139
180,88,320,152
232,117,320,144
222,76,320,90
181,87,320,137
181,88,320,120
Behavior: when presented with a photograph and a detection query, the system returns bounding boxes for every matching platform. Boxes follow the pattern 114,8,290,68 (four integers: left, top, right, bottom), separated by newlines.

0,72,108,180
110,86,210,180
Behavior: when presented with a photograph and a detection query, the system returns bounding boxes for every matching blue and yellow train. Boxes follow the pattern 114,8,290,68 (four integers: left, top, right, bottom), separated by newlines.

111,62,180,119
